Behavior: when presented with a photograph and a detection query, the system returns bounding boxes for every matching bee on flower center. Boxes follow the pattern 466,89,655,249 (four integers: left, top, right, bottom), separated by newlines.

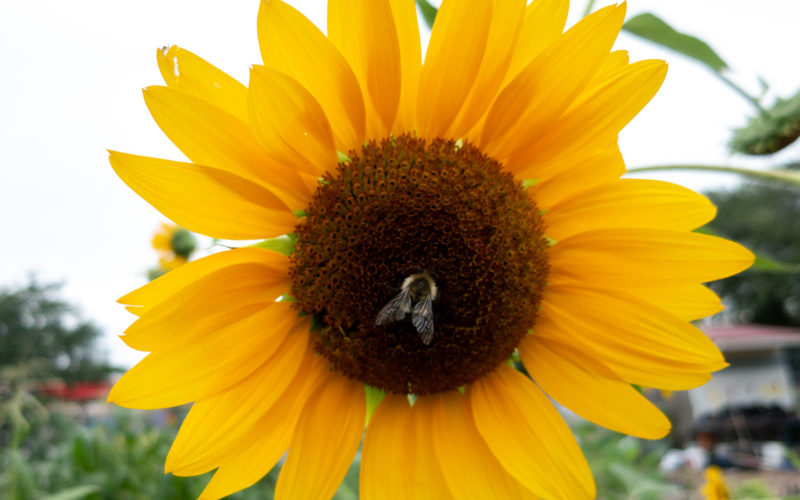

375,271,438,345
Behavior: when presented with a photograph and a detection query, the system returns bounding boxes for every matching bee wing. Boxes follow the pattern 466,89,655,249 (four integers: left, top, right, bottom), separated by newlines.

412,295,434,345
375,289,413,326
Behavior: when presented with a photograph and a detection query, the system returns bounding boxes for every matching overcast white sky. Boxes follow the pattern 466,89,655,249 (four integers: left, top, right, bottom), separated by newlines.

1,1,799,368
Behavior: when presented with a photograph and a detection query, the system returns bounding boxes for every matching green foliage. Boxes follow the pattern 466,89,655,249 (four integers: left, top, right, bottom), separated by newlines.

732,479,775,499
0,279,117,384
572,422,680,500
705,183,800,326
622,13,728,72
0,407,282,500
414,0,438,30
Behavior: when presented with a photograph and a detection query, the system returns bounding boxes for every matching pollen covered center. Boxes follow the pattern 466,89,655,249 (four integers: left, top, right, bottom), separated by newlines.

289,135,548,395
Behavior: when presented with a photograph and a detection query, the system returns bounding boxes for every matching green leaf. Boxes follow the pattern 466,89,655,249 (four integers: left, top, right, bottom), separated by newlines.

623,13,728,72
697,225,798,273
627,164,800,190
750,253,797,272
415,0,438,30
41,485,102,500
252,234,295,256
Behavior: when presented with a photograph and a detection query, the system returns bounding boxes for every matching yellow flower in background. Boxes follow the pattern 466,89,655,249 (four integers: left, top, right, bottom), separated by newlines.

108,0,754,498
151,222,196,272
151,222,178,253
701,466,730,500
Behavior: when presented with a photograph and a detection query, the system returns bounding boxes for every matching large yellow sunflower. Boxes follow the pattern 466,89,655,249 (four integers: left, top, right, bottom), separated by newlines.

108,0,754,498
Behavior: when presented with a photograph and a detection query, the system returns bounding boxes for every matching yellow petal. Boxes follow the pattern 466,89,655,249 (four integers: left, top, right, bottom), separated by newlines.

544,179,717,241
447,0,526,139
329,0,401,137
142,85,311,208
471,364,595,499
430,392,536,500
122,262,289,352
416,0,493,139
258,0,365,151
248,65,337,178
535,314,714,390
481,4,625,160
638,284,724,321
198,351,329,500
107,302,296,409
388,0,422,133
507,59,667,174
120,247,286,312
524,142,624,207
578,49,630,99
109,151,296,240
156,45,248,124
360,395,453,500
521,335,671,439
167,320,310,475
549,228,755,287
276,373,365,500
406,398,455,500
504,0,569,85
537,284,726,389
360,395,414,500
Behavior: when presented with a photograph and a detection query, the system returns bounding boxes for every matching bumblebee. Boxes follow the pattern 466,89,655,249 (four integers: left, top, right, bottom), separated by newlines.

375,271,438,345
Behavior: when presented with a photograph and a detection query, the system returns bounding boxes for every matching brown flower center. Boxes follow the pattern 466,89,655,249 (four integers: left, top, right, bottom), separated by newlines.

289,135,548,395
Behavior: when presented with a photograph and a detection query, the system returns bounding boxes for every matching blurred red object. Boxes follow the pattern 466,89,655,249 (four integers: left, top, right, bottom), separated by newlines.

38,381,110,401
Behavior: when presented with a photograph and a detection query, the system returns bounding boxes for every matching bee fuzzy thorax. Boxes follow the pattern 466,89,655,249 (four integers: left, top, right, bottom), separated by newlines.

402,272,438,301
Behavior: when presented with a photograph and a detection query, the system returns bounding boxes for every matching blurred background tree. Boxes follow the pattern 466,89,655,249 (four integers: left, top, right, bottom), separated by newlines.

706,179,800,326
0,279,117,384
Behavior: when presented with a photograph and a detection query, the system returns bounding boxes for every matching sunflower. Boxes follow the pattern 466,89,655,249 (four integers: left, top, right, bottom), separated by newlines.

701,466,730,500
151,222,196,271
108,0,753,498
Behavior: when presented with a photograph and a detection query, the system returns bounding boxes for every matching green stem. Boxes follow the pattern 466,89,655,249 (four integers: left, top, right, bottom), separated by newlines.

716,72,769,117
627,164,800,188
582,0,597,17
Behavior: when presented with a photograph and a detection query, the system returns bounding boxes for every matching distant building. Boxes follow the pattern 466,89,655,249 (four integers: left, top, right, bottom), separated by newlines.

690,324,800,417
664,324,800,469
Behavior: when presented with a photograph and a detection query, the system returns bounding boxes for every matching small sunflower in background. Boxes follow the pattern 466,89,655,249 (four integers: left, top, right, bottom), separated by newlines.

148,222,198,279
108,0,754,499
701,466,730,500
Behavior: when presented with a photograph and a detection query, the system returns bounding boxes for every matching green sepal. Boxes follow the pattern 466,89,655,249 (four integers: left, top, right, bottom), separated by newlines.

731,89,800,155
310,314,324,332
252,234,296,256
364,385,386,426
337,151,352,163
521,179,539,190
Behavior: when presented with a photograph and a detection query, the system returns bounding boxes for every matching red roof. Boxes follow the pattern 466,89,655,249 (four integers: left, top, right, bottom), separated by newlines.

703,324,800,352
